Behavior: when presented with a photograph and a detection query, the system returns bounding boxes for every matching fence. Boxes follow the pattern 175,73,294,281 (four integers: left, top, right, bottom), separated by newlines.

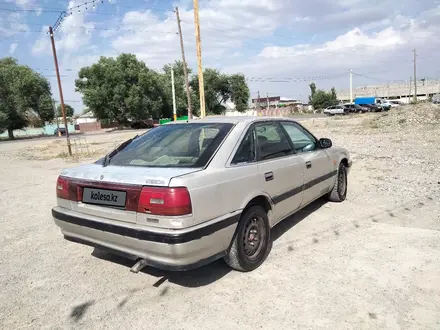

0,124,77,138
78,122,102,132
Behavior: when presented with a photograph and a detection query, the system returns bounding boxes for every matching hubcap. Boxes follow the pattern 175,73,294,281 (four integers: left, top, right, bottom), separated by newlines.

243,216,266,260
338,167,346,196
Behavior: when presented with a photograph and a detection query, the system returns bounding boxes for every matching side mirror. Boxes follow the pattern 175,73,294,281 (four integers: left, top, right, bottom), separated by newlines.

318,138,332,149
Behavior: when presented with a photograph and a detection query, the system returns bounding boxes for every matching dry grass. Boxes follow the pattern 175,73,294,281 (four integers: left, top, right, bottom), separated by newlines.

23,132,139,162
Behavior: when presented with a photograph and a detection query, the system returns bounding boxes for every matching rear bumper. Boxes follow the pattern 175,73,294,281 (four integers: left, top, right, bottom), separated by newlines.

52,207,239,271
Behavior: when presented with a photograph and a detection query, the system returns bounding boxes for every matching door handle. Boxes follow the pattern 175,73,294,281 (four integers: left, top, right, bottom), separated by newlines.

264,172,274,181
306,161,312,169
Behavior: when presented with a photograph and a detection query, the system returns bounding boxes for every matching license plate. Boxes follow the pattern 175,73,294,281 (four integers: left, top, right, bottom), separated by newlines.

82,188,126,207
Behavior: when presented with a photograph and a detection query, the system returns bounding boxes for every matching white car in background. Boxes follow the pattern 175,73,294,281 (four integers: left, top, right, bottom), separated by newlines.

323,105,349,116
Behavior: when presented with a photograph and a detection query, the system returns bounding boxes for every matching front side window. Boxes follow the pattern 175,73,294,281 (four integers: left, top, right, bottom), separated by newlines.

107,123,233,167
255,122,293,160
280,122,317,153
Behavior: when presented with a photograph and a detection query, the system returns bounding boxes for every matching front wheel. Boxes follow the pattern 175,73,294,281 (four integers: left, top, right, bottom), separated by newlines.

327,162,347,202
224,205,272,272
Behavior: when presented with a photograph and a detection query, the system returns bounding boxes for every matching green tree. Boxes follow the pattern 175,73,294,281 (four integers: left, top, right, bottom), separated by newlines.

37,94,55,123
0,57,53,139
228,74,249,112
308,82,317,104
57,103,75,117
190,69,250,115
330,87,338,102
75,53,169,124
308,82,338,110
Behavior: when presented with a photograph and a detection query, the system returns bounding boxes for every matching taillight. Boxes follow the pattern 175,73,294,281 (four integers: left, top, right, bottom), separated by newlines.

138,187,192,216
56,176,70,200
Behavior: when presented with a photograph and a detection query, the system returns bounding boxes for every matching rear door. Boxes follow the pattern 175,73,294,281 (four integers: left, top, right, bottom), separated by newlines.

254,121,305,222
279,121,334,206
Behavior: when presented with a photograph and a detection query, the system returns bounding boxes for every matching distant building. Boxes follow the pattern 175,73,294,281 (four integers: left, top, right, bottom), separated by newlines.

251,96,301,108
74,111,101,133
338,79,440,103
75,111,97,124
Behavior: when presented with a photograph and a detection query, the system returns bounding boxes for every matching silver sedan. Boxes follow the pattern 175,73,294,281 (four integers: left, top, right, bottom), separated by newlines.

52,116,352,272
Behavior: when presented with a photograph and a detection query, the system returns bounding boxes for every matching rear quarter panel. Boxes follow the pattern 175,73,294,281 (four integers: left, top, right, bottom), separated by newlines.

170,165,266,226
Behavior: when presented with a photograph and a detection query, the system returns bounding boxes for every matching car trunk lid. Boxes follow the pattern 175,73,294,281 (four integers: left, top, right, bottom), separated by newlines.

58,164,200,224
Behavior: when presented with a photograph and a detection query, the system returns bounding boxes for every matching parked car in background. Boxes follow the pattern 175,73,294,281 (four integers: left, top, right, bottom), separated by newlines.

375,99,391,111
54,127,66,136
323,105,349,115
130,119,155,129
359,104,382,112
52,116,352,272
343,104,366,113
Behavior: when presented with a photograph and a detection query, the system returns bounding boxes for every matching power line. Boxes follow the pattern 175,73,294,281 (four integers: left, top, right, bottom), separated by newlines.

350,71,387,82
0,1,64,10
0,7,62,13
246,73,346,83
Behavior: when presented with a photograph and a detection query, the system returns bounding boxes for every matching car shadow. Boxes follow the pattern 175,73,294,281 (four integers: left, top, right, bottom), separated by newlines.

91,248,231,288
271,198,327,241
91,198,327,288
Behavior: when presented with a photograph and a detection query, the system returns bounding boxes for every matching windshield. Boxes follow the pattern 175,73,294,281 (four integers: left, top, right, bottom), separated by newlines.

107,123,234,168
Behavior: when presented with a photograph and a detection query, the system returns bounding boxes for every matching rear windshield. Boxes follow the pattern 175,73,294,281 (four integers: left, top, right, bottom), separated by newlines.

106,123,234,168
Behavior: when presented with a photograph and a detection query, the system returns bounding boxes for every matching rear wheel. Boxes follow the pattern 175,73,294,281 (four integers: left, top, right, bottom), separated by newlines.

327,162,347,202
224,205,272,272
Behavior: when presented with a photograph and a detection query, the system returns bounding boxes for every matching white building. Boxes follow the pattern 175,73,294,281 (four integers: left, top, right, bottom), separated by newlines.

75,111,97,124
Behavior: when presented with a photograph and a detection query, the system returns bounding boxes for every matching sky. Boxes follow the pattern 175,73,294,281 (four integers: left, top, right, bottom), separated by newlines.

1,0,440,112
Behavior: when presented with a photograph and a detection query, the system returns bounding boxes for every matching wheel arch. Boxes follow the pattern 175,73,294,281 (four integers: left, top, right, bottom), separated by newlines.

241,193,275,225
340,158,349,167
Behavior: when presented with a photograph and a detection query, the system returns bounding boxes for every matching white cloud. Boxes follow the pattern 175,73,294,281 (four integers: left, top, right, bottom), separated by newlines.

4,0,35,8
31,28,50,55
9,43,17,54
0,12,28,37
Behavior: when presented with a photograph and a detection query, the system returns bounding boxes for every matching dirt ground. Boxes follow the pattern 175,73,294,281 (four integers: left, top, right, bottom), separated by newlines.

1,105,440,330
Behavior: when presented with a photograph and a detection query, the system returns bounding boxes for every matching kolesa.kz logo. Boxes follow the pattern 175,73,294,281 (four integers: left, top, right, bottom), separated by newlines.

90,191,118,203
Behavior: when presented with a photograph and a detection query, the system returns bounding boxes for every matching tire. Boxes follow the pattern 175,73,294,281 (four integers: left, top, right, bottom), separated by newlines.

327,162,347,202
224,205,272,272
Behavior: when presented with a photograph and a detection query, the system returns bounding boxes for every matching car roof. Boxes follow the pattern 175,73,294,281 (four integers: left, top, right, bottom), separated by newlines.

168,116,298,125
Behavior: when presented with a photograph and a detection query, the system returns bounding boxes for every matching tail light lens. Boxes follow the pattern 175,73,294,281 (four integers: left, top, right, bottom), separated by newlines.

56,176,70,200
138,187,192,216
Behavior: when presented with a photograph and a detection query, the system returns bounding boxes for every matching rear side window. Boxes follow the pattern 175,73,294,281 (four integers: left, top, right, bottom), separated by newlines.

108,123,233,168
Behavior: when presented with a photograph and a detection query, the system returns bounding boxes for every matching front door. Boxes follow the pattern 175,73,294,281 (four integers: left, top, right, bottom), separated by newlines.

279,121,334,206
254,121,305,223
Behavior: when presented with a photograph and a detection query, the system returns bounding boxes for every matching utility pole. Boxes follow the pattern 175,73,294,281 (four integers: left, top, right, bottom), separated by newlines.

257,90,261,110
413,49,417,103
175,7,192,119
49,26,72,156
193,0,206,118
171,68,177,121
408,76,412,104
349,69,353,104
266,93,269,110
